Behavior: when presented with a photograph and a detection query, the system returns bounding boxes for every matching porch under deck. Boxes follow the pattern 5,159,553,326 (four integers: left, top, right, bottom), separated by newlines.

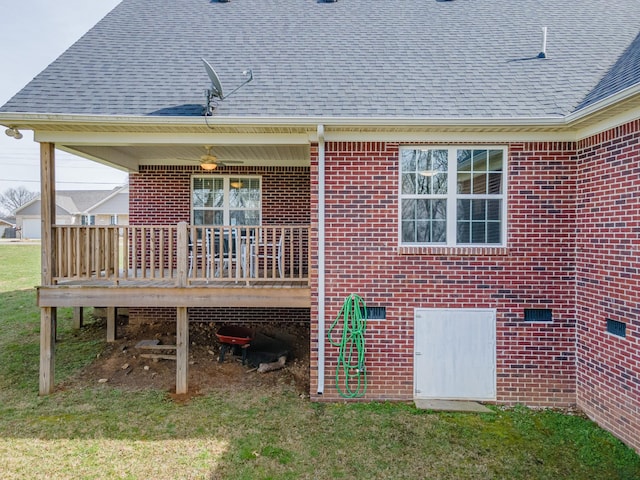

38,221,311,396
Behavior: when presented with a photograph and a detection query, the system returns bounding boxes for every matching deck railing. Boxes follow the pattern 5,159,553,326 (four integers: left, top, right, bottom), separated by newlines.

51,223,311,286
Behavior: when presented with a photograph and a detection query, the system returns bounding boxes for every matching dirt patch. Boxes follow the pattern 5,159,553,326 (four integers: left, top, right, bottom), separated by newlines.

64,319,310,400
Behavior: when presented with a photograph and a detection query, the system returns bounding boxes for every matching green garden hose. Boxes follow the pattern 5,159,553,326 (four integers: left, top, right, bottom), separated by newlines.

327,294,367,398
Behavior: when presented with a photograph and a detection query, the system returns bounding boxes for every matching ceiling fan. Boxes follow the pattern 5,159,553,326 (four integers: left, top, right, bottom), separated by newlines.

180,145,243,171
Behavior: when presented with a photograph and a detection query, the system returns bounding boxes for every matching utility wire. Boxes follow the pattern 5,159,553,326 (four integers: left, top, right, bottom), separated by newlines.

0,178,126,185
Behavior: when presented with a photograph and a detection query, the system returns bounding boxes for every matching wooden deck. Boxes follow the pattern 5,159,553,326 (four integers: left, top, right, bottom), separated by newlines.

38,273,310,308
41,223,312,309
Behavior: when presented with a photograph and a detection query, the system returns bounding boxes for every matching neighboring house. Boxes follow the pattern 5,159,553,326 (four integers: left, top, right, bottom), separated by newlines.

15,187,129,239
0,218,16,238
0,0,639,452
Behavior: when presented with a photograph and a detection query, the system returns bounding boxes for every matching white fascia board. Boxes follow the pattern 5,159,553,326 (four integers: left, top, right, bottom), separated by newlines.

574,103,640,140
325,130,577,143
34,131,312,146
0,112,568,128
565,82,640,124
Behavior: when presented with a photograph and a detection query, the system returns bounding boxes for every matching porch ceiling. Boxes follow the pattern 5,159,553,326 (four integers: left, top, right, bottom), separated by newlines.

62,144,311,172
31,124,316,172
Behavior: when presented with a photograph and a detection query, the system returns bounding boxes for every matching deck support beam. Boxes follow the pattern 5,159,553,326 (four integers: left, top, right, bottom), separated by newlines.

73,307,84,329
39,307,57,395
176,307,189,394
106,307,116,342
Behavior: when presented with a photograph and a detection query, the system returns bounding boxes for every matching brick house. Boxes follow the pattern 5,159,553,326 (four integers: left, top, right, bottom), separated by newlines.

0,0,638,452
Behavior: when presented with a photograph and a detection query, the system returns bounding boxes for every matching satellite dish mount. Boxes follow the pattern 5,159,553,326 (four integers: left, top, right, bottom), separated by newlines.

202,58,253,115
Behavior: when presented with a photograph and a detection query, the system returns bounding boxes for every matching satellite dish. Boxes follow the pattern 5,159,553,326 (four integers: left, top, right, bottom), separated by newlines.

202,58,224,99
201,58,254,115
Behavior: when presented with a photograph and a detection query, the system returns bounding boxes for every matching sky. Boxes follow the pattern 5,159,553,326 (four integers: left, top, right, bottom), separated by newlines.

0,0,128,196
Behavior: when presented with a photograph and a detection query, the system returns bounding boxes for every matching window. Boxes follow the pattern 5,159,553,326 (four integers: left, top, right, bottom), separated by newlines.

400,147,506,246
81,215,95,226
192,175,261,225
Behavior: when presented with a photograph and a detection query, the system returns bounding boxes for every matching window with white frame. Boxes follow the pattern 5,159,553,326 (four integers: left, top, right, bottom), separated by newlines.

400,147,506,246
192,175,261,225
81,215,95,226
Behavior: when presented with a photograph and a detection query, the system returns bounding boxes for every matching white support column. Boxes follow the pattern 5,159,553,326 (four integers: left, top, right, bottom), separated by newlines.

317,124,326,395
176,307,189,394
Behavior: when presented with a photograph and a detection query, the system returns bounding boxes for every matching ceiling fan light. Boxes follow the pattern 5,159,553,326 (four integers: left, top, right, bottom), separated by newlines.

200,162,218,171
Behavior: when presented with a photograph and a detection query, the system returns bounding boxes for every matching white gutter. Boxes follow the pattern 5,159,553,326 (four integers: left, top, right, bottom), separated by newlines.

564,82,640,124
0,112,569,128
317,123,326,396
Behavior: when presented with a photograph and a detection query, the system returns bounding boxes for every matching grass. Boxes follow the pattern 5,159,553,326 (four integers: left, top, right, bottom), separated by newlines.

0,243,639,479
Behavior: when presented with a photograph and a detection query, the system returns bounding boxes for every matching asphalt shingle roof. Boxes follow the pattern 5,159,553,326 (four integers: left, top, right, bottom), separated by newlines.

16,190,118,216
2,0,639,119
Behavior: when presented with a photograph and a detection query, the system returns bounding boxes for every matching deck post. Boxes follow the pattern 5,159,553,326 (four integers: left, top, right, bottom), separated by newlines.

40,142,55,286
176,306,189,394
73,307,84,329
39,307,56,395
39,142,56,394
106,307,116,342
177,222,188,287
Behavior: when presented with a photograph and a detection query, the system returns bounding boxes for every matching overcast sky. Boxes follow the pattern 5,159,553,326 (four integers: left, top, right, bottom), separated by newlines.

0,0,127,195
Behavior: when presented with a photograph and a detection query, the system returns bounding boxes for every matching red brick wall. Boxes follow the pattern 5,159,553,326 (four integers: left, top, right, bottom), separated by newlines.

128,165,310,324
310,141,577,406
128,307,310,325
575,119,640,452
130,165,310,225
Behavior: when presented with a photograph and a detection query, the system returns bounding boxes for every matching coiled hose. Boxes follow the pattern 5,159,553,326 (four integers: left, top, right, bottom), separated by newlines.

327,294,367,398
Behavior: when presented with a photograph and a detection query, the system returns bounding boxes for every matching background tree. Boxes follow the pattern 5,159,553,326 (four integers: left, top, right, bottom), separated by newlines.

0,186,38,216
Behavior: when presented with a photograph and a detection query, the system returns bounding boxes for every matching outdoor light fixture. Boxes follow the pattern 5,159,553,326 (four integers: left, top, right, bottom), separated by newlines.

230,180,243,189
4,127,23,140
200,161,218,171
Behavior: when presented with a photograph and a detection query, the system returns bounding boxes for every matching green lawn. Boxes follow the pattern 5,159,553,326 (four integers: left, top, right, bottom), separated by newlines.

0,243,639,479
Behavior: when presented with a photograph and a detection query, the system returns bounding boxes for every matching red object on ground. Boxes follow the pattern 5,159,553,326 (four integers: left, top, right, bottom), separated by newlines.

216,325,252,345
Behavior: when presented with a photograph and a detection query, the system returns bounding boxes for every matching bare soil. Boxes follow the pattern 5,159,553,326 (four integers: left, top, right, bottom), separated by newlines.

64,318,310,401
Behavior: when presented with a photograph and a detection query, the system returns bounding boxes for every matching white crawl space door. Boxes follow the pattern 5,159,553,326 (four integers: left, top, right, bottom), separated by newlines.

414,308,496,400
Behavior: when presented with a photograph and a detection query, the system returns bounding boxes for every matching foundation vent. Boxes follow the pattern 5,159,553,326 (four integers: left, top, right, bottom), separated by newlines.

606,319,626,338
362,306,386,320
524,308,552,322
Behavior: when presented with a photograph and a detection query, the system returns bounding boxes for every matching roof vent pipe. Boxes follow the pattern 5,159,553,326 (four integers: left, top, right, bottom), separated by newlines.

538,27,548,58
